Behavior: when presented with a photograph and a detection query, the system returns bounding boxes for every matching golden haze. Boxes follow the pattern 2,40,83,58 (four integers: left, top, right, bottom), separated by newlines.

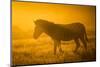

12,1,96,65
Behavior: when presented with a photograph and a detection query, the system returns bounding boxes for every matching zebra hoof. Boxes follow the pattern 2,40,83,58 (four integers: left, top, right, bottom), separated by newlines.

60,50,64,54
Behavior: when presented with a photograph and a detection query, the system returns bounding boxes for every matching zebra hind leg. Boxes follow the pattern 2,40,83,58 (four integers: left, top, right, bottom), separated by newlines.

74,39,80,53
80,37,88,52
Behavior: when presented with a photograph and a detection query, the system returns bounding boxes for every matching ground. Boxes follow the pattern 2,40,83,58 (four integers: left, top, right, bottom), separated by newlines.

12,35,96,66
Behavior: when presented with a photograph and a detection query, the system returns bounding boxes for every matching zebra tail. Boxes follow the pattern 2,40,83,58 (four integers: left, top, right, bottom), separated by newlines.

84,29,88,42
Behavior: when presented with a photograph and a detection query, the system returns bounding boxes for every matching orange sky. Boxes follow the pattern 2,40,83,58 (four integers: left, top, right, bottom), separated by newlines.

12,1,96,31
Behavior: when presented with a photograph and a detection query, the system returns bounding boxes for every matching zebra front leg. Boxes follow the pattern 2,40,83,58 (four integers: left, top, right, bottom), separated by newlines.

54,42,57,55
58,43,64,54
54,40,60,55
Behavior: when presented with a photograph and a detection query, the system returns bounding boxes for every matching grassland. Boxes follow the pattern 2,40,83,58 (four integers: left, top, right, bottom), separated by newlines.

12,32,96,66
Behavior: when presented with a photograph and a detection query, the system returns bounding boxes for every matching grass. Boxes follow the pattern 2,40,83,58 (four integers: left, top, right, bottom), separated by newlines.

12,36,96,66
